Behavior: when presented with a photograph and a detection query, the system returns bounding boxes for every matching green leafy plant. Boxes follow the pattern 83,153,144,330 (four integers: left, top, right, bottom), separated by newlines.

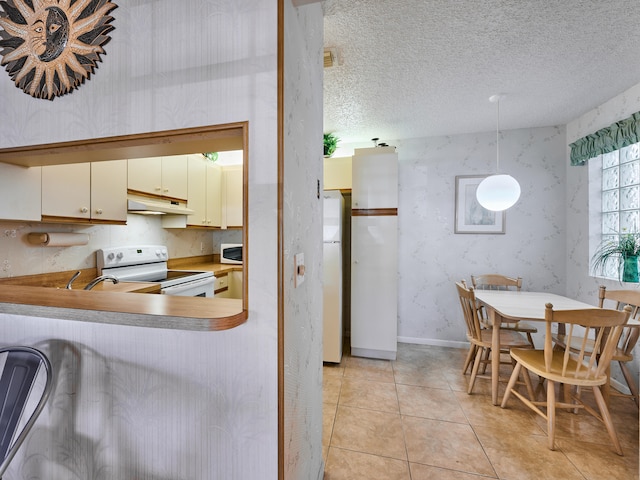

323,133,339,157
203,152,218,162
591,233,640,281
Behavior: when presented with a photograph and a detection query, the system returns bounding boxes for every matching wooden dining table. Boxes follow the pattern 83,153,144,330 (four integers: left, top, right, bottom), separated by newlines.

473,290,596,405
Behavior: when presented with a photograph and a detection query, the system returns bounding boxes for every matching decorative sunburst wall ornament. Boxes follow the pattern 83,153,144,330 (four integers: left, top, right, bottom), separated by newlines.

0,0,117,100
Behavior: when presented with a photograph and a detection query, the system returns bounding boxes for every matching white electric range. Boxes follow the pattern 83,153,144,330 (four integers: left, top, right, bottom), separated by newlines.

96,245,215,297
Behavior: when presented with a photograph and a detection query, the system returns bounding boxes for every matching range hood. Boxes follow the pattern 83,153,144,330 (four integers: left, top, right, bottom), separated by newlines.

127,195,194,215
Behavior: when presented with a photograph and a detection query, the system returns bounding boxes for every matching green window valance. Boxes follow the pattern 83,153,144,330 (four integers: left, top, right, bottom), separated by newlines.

570,111,640,166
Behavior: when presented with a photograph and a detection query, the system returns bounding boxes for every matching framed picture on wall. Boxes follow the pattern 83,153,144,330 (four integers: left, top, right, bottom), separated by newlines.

454,175,506,234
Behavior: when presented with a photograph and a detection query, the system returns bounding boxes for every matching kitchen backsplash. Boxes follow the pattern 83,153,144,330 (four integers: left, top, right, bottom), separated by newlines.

0,214,242,278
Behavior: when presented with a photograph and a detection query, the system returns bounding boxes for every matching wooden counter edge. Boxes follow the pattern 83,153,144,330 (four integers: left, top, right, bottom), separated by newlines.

0,285,247,332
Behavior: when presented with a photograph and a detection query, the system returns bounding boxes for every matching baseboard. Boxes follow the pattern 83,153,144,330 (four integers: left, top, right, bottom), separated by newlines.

397,336,467,349
317,460,325,480
610,377,632,396
351,347,396,360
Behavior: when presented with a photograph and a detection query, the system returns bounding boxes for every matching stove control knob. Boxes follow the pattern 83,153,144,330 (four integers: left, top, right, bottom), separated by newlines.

161,249,167,257
116,252,124,260
107,253,115,261
155,249,161,257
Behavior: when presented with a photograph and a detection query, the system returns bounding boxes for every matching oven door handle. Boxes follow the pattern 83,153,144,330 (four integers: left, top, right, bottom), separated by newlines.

160,276,215,295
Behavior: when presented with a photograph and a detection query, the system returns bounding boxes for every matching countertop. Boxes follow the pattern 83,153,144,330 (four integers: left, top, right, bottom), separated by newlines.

0,262,246,331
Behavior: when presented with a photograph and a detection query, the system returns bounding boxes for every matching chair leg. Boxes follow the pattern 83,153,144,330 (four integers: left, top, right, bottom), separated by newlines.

468,347,484,394
501,361,521,408
462,344,476,375
561,383,577,414
526,332,535,348
572,385,581,414
480,348,490,374
520,365,536,400
592,385,624,456
620,361,639,408
547,380,557,451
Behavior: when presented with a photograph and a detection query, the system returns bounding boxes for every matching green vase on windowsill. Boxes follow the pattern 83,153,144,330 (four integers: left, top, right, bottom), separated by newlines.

623,254,639,283
592,233,640,283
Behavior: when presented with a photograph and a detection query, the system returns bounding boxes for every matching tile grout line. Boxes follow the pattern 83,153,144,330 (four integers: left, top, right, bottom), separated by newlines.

391,358,415,479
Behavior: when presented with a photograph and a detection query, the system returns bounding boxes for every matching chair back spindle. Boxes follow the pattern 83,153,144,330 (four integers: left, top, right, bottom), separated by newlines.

544,302,630,382
456,282,483,342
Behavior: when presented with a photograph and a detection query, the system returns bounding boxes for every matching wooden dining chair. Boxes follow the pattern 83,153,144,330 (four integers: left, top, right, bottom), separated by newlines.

456,281,531,394
553,285,640,407
501,303,631,454
471,274,538,347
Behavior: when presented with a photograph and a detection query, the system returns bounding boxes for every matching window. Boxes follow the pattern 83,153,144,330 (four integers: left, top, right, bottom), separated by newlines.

591,142,640,279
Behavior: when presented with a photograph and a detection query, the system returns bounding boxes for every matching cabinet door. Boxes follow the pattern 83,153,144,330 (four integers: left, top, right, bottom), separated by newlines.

161,156,188,201
324,156,352,191
351,147,398,209
351,215,397,358
91,160,127,222
229,270,243,299
128,157,162,196
0,163,41,221
186,155,207,226
215,273,230,298
206,162,222,226
42,163,91,219
222,165,243,228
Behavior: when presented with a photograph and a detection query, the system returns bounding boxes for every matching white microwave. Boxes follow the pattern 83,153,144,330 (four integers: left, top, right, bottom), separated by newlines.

220,244,243,264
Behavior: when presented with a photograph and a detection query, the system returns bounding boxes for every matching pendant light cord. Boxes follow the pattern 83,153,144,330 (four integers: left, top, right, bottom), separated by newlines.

495,97,500,173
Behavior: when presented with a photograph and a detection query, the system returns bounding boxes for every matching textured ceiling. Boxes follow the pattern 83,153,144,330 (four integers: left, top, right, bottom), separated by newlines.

323,0,640,146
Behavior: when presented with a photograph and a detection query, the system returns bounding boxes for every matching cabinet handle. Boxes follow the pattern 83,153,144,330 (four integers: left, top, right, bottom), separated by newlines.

95,208,103,215
163,188,169,193
155,186,162,191
80,207,89,213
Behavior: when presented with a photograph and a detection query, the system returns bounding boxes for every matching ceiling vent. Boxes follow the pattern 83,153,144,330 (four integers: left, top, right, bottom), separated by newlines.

324,48,338,68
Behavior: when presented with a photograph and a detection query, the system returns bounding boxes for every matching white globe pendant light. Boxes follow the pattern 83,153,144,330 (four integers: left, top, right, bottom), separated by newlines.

476,174,521,211
476,95,521,211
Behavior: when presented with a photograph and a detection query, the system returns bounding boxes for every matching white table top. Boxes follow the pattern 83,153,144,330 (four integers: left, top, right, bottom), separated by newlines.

473,290,597,322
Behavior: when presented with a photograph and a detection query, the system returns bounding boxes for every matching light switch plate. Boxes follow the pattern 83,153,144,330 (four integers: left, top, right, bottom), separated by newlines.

294,253,305,287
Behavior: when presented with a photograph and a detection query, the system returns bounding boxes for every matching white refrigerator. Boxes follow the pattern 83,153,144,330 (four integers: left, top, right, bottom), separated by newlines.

323,191,344,363
351,146,398,360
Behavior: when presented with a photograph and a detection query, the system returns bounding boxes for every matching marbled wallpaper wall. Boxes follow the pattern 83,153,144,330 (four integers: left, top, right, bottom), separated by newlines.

283,3,324,480
388,126,567,347
0,1,280,478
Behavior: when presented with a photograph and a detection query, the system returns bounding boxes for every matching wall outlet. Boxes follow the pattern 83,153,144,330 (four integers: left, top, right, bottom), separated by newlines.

294,253,305,287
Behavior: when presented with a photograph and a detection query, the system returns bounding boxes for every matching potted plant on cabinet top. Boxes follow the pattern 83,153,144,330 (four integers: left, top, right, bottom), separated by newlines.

591,232,640,283
324,132,339,157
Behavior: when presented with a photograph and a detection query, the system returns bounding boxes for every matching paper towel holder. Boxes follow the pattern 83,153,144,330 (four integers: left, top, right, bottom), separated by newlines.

27,232,89,247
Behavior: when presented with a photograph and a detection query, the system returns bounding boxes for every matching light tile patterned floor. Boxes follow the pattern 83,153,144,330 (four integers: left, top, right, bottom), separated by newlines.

322,343,639,480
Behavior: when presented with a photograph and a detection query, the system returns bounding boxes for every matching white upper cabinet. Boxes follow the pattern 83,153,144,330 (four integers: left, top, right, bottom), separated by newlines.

127,155,188,201
186,155,221,227
42,163,91,220
351,147,398,209
206,161,222,227
127,156,162,196
42,161,127,223
324,156,352,191
91,160,127,222
0,163,41,221
221,165,243,228
161,156,189,200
